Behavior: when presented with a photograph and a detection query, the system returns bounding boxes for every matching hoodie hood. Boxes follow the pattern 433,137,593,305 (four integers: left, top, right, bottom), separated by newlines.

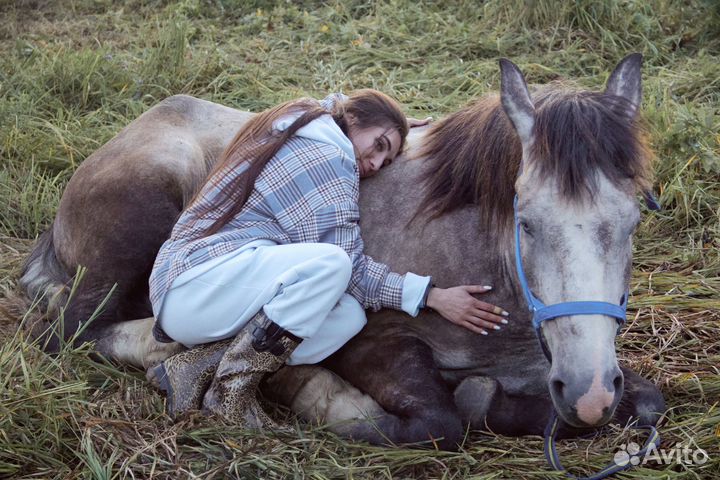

272,93,355,160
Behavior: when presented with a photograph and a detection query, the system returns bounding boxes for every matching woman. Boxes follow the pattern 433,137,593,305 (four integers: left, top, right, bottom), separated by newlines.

148,90,508,428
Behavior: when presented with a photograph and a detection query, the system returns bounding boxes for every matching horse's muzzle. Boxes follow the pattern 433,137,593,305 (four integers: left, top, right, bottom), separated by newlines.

549,365,624,428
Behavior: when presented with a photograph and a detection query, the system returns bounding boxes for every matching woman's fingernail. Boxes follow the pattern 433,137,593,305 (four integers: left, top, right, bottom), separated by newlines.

494,325,501,330
502,310,509,316
501,319,509,324
484,285,492,290
481,330,488,335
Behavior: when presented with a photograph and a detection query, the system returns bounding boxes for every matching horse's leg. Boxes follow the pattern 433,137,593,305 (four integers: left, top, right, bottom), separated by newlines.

454,376,550,435
94,317,185,370
322,334,464,450
612,366,665,426
456,378,599,438
262,365,386,427
31,265,154,358
24,269,118,354
455,367,663,438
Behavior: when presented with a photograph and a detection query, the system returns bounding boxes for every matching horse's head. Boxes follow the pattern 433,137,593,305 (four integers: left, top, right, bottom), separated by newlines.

500,55,652,428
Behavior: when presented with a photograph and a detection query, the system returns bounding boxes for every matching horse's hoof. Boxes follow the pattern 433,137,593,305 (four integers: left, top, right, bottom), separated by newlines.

146,363,163,389
142,340,186,370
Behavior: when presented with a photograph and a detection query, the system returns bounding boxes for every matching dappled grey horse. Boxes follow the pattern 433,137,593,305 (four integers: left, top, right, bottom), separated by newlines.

20,55,664,449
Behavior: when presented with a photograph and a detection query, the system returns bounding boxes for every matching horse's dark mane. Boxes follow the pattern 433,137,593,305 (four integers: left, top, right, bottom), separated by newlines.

413,85,654,235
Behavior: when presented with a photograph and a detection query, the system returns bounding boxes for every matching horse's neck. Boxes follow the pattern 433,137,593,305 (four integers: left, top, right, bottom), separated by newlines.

359,146,517,294
359,147,546,382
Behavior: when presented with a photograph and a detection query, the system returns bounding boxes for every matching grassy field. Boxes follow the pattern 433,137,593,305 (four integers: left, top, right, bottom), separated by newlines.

1,0,719,478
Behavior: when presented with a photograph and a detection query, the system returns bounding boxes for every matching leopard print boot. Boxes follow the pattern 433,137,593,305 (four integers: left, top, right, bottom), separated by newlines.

150,339,231,417
202,312,301,430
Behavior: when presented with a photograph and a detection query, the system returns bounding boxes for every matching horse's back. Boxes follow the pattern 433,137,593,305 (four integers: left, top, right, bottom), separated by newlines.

62,95,250,212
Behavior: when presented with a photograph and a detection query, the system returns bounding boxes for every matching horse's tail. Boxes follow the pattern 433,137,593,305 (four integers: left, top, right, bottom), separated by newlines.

16,226,71,346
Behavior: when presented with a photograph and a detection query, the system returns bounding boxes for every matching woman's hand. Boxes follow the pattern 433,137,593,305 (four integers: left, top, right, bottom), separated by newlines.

426,285,508,335
407,116,433,128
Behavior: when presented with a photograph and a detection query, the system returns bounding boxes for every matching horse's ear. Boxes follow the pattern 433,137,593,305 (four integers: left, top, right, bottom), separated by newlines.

604,53,643,118
499,58,535,148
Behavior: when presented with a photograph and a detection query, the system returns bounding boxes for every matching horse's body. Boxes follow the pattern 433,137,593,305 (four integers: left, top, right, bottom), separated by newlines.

20,57,664,449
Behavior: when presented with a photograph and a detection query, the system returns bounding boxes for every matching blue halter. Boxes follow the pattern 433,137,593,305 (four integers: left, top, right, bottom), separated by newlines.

512,194,628,359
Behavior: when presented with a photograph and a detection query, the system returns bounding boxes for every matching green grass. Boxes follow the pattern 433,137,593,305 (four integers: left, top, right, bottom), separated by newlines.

0,0,718,478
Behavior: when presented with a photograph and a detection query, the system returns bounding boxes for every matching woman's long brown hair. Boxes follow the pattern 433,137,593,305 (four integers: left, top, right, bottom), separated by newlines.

188,89,408,237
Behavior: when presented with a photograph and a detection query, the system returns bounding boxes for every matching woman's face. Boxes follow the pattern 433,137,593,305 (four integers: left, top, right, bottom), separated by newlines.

347,124,402,178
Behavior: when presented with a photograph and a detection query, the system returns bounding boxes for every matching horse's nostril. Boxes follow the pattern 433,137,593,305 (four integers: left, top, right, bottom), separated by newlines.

551,378,565,399
613,372,624,392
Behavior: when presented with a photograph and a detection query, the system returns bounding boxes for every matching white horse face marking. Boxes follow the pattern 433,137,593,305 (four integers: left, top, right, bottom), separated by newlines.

515,168,639,426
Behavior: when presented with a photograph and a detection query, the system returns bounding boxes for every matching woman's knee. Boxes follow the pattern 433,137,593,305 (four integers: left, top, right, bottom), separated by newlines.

312,244,352,289
340,295,367,338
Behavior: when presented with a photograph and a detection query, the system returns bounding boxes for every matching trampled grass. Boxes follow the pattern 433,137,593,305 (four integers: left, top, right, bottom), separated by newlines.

0,0,718,478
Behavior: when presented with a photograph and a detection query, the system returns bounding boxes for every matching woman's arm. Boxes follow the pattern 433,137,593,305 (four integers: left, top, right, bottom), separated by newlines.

312,200,508,333
285,144,508,333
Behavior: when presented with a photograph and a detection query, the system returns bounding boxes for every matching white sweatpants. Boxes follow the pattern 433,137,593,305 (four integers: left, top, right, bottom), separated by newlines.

157,241,366,365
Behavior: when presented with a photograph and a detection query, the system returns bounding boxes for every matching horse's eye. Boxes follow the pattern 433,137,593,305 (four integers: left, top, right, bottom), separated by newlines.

520,221,533,236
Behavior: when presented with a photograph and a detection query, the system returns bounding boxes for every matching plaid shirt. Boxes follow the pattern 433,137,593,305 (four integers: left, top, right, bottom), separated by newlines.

149,104,405,317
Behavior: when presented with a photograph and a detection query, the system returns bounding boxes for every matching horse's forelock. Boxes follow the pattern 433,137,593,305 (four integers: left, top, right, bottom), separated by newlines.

413,86,653,232
531,89,654,202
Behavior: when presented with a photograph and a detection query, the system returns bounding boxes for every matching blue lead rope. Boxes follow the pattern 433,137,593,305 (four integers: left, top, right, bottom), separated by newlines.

544,410,661,480
512,194,661,479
